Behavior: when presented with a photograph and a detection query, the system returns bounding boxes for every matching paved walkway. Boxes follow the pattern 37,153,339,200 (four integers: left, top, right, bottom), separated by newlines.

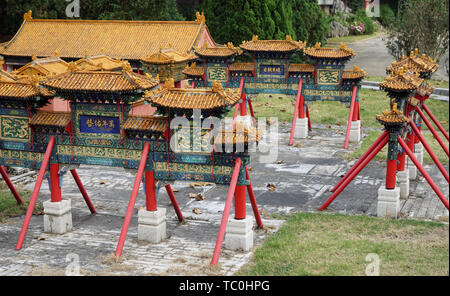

0,124,448,275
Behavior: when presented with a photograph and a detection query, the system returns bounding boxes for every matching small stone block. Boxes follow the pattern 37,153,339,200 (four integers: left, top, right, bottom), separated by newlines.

396,170,410,199
224,216,254,251
43,199,72,234
377,187,400,218
137,208,166,243
349,120,361,143
294,118,308,139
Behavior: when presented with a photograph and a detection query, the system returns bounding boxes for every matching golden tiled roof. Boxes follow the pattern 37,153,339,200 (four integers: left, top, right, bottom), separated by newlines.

387,49,439,75
380,67,424,92
194,42,242,58
182,62,204,77
141,48,196,65
0,10,212,61
0,69,17,82
240,35,303,53
342,65,368,80
376,103,409,125
214,123,262,145
229,62,254,72
12,56,70,79
29,111,71,127
144,80,240,110
43,67,159,93
288,63,315,73
75,54,124,71
304,42,355,59
0,80,54,99
407,96,421,107
122,115,168,133
416,83,434,97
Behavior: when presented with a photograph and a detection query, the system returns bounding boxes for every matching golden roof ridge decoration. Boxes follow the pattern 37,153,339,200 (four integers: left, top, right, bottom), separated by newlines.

182,62,204,77
195,11,206,24
24,10,33,21
214,122,262,145
239,36,301,53
304,42,355,59
141,47,196,64
380,66,424,92
0,79,55,99
342,65,368,80
376,103,409,125
387,48,439,76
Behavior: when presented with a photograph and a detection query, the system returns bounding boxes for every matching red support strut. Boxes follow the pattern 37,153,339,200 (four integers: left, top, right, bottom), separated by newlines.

245,166,263,228
115,141,150,258
422,104,449,141
398,137,449,210
416,107,449,156
49,163,62,202
0,165,23,205
344,86,358,149
288,79,303,146
70,169,96,214
145,171,157,211
16,136,55,250
165,184,185,223
211,158,242,266
234,185,246,220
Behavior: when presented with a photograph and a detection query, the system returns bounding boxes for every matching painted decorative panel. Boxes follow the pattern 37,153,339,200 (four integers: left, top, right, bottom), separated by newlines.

0,115,29,142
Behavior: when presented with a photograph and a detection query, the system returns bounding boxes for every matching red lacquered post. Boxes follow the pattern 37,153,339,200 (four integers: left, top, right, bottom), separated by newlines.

234,185,246,220
70,169,96,214
49,163,62,202
165,184,184,222
422,104,449,141
385,159,397,189
319,134,389,211
306,104,312,131
211,158,242,266
331,131,389,192
115,142,150,258
16,136,55,250
344,86,357,149
398,137,449,210
416,107,449,156
145,171,157,211
288,79,303,146
247,98,257,127
0,165,23,204
245,166,263,228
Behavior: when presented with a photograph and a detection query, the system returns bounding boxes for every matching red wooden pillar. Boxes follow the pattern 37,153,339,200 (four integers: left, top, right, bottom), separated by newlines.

397,148,406,172
240,94,247,116
145,171,157,211
49,163,62,202
386,159,397,189
298,95,305,119
234,185,246,219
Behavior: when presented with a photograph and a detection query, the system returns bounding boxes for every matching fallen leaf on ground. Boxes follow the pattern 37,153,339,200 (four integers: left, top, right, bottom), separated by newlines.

247,167,253,171
99,180,106,185
276,160,285,164
267,184,276,191
192,208,202,214
189,182,214,188
293,142,302,148
37,236,47,241
189,193,205,201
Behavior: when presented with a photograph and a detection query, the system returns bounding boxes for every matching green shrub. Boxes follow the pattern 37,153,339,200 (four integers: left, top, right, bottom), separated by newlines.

379,4,396,27
348,9,375,35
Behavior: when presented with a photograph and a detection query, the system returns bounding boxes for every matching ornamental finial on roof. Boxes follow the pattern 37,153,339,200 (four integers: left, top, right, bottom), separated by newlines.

252,35,258,42
314,42,321,49
68,61,78,72
24,10,32,21
286,35,293,42
340,42,346,50
121,61,132,72
165,77,175,89
211,80,223,92
31,54,37,61
227,42,235,49
195,11,205,24
84,50,89,57
54,50,60,57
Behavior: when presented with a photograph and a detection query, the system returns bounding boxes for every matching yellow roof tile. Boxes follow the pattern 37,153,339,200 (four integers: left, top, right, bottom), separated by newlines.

12,57,70,78
141,48,196,65
29,111,71,127
376,103,409,125
122,115,168,133
229,62,254,72
0,14,212,61
288,63,315,73
387,49,439,76
0,80,54,99
304,42,355,59
380,67,424,92
194,42,242,58
182,62,204,77
75,54,124,71
240,36,302,53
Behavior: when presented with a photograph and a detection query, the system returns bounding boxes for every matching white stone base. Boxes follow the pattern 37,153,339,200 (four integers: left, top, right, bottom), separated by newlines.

224,216,254,251
408,159,417,180
349,120,361,143
396,170,410,200
414,143,424,165
377,187,401,218
294,117,308,139
43,199,72,234
138,208,166,243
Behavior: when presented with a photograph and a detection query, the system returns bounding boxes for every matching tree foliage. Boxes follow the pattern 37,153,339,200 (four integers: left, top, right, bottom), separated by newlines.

385,0,449,61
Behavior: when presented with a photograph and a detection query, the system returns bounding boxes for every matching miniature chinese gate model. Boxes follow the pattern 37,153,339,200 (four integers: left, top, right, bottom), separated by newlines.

183,36,368,147
319,49,449,216
0,59,263,266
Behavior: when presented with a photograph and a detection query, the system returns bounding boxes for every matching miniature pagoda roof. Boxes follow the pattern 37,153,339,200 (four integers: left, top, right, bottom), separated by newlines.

386,49,439,76
42,63,159,93
0,80,54,99
380,67,424,92
240,35,303,53
12,56,70,79
416,83,434,97
304,42,355,60
288,63,315,73
122,115,168,134
214,123,262,145
342,65,368,80
229,62,254,72
141,47,196,65
29,111,71,128
75,54,124,71
182,62,204,77
194,42,243,58
376,103,409,126
407,96,421,107
0,10,214,61
144,80,240,110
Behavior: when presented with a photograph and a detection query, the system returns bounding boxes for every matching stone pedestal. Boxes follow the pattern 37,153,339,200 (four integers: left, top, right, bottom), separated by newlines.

294,117,308,139
408,158,417,180
414,143,424,165
396,170,410,199
408,143,423,180
377,187,401,218
138,208,166,243
349,120,361,143
43,199,72,234
224,216,254,251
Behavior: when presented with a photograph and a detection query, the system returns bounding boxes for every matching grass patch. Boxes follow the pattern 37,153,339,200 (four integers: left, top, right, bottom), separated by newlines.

326,32,379,44
0,183,36,222
236,212,449,276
